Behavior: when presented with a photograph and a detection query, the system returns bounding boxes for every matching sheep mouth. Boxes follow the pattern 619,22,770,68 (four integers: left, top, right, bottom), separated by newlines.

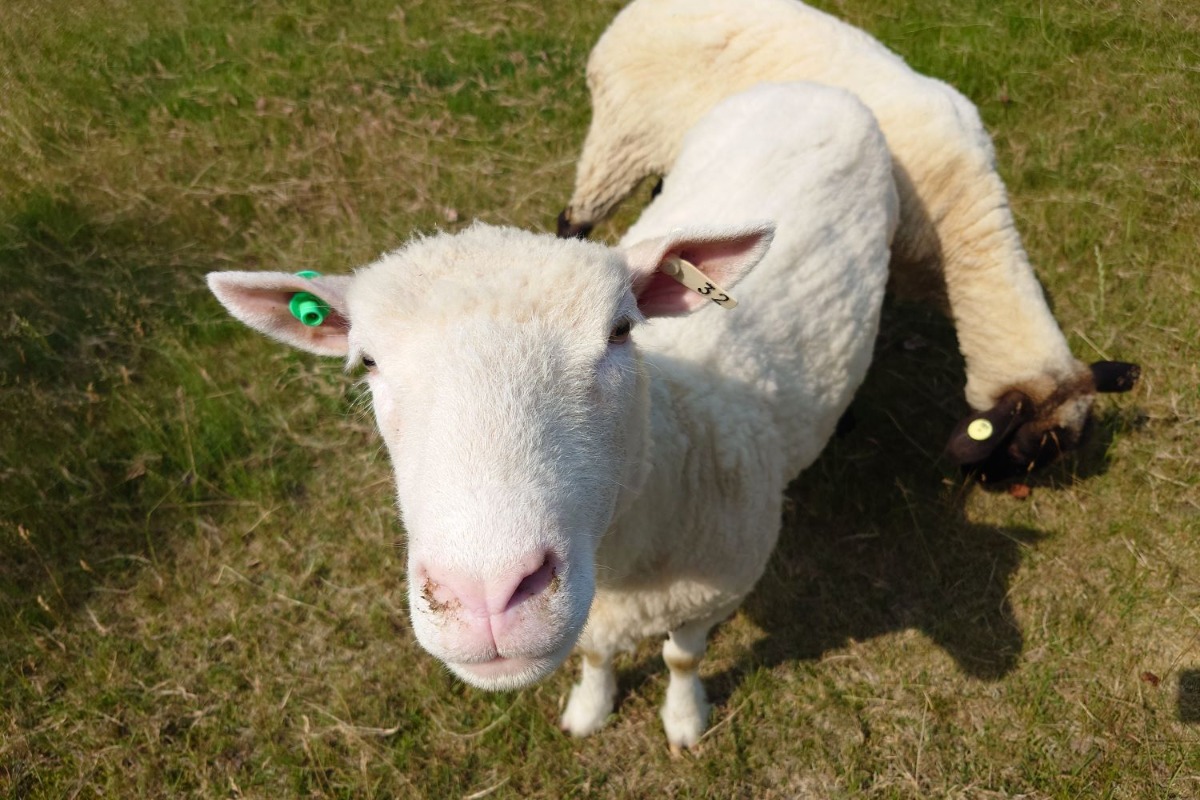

448,640,576,691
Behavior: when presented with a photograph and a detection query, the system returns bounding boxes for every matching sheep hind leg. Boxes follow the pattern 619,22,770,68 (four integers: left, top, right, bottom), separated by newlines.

560,649,616,738
660,610,729,754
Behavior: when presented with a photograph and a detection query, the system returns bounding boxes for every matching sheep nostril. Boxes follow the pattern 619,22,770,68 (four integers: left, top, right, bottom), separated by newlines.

507,554,557,611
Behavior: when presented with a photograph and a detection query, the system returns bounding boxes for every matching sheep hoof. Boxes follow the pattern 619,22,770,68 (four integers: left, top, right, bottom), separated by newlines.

561,684,615,738
560,709,609,738
661,688,709,751
663,719,706,751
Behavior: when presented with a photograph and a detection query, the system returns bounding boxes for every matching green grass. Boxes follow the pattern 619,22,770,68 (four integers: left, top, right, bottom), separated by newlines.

2,0,1197,796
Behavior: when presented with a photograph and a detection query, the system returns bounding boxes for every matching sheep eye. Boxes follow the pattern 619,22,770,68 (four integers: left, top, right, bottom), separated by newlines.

608,319,632,344
361,355,377,369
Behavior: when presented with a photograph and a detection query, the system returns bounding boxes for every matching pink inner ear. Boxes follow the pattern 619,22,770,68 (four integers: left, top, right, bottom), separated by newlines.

676,242,754,279
208,270,353,357
636,271,697,317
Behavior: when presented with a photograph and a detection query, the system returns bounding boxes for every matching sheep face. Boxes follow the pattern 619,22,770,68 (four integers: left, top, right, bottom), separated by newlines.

206,222,774,691
347,238,645,689
945,361,1142,483
373,328,631,687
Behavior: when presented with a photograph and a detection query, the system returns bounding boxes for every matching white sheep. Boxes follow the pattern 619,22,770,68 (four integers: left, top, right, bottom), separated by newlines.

557,0,1139,480
207,82,897,749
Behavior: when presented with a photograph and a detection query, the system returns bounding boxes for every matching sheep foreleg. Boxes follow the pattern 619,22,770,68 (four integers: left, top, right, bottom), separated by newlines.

561,649,617,737
660,617,717,754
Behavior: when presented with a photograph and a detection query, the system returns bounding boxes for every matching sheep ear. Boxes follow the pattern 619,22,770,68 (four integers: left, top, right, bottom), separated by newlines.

945,391,1033,465
623,223,775,317
1090,360,1141,393
207,271,353,357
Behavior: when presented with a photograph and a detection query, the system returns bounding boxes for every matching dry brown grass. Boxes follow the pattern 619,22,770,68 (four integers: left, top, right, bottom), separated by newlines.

2,0,1197,797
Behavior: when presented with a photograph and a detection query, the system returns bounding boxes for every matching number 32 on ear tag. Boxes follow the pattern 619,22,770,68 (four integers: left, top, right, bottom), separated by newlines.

662,257,738,309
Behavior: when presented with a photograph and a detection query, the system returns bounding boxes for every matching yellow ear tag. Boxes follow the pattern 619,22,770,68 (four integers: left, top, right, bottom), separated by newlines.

662,257,738,309
967,419,995,441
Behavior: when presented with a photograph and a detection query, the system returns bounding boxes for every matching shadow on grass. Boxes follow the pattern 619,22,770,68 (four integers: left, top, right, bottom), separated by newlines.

612,297,1137,704
1178,670,1200,724
0,191,298,643
729,301,1040,685
2,195,168,611
973,403,1149,495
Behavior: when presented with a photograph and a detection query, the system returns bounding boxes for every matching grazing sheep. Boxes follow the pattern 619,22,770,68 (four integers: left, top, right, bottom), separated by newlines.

556,0,1140,479
207,82,898,748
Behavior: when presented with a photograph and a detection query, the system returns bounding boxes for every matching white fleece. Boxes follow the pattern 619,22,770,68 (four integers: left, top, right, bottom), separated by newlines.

565,0,1089,418
564,83,897,744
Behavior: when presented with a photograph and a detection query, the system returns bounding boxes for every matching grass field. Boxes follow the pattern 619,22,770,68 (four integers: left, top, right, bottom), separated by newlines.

2,0,1198,796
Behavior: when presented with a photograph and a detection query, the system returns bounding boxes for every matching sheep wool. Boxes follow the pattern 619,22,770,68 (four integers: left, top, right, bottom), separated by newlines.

559,0,1139,476
566,82,898,747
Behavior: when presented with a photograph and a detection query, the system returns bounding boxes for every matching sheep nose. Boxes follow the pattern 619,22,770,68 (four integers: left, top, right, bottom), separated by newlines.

556,210,593,240
418,550,559,626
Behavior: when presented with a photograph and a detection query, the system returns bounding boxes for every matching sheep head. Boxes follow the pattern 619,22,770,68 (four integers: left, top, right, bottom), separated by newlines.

945,361,1141,482
207,222,773,690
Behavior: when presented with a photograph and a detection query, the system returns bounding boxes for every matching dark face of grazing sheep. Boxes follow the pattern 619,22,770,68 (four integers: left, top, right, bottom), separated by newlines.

557,182,665,240
945,361,1141,482
556,210,593,240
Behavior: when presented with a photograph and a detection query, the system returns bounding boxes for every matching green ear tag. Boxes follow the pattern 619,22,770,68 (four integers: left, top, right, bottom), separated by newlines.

290,270,330,327
967,419,994,441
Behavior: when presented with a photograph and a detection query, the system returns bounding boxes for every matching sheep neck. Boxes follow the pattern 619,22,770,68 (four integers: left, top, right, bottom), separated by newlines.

599,346,754,588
